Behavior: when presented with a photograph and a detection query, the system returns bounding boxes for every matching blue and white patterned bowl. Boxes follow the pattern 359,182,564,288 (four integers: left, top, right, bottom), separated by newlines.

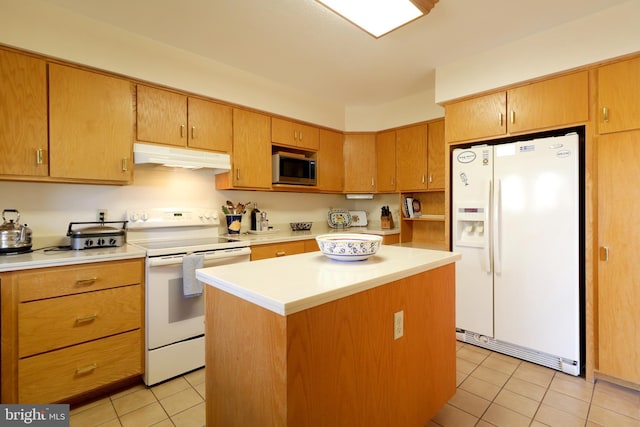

316,233,382,261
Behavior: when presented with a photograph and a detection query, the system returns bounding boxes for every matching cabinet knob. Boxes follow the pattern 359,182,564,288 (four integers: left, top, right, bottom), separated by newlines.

602,107,609,123
36,149,44,165
429,173,433,183
236,168,241,181
122,158,128,172
275,251,287,257
75,314,98,324
76,277,97,286
499,113,504,126
510,110,515,124
180,124,185,138
191,126,196,139
76,363,97,375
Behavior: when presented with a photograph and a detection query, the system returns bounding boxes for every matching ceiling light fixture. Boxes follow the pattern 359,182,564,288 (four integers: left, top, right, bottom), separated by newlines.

317,0,438,38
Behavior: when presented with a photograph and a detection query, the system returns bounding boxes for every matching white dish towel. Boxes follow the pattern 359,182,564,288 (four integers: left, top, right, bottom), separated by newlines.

182,254,205,297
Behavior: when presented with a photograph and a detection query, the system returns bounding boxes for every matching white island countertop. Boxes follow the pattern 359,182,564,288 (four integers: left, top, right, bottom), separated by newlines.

196,245,460,316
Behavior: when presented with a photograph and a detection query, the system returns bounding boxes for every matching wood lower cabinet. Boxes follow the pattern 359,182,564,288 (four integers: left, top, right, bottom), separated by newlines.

217,108,272,190
597,56,640,134
343,133,377,193
250,241,307,261
597,130,640,384
0,49,48,178
49,64,134,183
136,85,232,152
445,71,589,143
317,129,343,192
1,259,145,403
272,117,319,151
376,130,396,192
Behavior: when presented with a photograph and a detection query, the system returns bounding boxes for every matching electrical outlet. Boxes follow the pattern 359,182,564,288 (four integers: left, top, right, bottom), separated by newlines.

394,310,404,340
97,209,108,222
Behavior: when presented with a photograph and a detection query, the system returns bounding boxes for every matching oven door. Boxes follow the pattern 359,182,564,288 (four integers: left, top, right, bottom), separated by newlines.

146,247,251,350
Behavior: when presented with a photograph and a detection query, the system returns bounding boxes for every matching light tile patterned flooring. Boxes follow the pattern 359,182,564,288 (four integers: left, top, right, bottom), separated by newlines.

70,341,640,426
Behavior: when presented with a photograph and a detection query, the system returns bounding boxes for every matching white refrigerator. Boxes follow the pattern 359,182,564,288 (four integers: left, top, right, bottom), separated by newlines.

452,133,581,376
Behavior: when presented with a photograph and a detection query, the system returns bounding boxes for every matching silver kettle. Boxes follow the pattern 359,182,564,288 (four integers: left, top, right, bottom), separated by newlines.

0,209,33,254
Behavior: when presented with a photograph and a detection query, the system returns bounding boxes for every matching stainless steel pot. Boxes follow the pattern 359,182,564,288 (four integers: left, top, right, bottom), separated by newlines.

0,209,32,254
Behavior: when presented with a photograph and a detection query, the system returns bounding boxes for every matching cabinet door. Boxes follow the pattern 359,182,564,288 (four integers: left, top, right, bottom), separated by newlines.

0,50,48,177
445,92,506,143
137,85,187,147
49,64,133,183
376,130,396,192
597,130,640,384
396,124,428,191
343,133,376,192
317,129,343,192
508,71,588,134
427,119,445,190
272,117,319,150
187,97,232,153
598,57,640,134
231,108,271,189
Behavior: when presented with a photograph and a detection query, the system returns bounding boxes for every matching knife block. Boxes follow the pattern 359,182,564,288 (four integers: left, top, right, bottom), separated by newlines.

381,213,394,229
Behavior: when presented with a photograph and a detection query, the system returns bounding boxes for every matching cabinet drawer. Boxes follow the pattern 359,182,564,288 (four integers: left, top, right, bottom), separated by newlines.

18,330,142,403
250,241,305,261
19,285,141,357
18,259,143,302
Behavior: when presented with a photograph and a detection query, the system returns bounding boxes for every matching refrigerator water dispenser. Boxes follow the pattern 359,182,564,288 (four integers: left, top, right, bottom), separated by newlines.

455,206,486,248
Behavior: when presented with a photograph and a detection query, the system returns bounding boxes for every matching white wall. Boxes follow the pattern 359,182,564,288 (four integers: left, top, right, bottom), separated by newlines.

345,88,445,131
435,0,640,103
0,167,399,239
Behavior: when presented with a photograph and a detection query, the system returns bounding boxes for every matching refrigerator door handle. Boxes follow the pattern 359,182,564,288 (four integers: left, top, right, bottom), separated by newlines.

484,179,492,273
494,179,502,274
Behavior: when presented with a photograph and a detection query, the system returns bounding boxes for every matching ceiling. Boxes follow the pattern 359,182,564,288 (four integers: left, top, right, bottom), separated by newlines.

43,0,629,107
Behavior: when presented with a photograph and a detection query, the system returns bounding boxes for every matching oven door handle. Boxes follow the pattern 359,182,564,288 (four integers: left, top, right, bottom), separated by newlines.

147,247,251,267
203,247,252,261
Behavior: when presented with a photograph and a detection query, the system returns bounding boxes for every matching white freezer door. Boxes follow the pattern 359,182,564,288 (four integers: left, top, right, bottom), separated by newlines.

492,134,580,362
452,146,494,337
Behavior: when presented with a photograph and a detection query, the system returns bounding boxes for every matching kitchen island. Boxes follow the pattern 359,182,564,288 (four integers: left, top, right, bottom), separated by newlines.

197,245,460,427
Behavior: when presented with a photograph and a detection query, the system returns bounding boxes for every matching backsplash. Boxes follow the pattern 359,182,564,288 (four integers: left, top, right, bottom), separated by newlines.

0,166,399,239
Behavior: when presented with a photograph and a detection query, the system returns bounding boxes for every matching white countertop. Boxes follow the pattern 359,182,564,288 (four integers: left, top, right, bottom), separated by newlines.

229,222,400,245
196,245,460,316
0,243,146,272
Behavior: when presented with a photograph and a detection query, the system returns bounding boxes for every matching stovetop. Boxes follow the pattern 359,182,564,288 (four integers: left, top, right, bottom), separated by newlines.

130,236,249,257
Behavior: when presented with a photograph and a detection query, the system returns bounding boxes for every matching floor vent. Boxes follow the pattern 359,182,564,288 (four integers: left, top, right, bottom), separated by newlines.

456,330,580,376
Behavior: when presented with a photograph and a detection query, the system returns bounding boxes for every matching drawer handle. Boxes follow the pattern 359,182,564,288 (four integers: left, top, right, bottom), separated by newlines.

275,251,287,257
76,363,97,375
75,314,97,324
76,277,97,286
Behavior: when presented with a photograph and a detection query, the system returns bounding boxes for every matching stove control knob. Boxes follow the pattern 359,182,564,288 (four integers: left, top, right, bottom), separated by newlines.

97,238,105,246
109,238,117,246
140,211,149,222
130,212,140,222
85,239,94,247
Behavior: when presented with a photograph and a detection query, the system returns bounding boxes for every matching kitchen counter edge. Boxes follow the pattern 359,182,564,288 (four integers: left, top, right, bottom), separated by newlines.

197,245,460,316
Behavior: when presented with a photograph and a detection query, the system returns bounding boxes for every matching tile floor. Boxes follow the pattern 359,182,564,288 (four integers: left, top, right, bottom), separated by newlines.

70,341,640,426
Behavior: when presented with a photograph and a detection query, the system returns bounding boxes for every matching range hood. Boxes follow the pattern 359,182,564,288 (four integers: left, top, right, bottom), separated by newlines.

133,143,231,173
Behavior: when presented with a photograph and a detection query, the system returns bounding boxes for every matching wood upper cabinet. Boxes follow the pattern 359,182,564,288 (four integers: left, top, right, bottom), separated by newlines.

597,129,640,384
137,85,232,153
272,117,319,151
427,119,445,190
317,129,343,192
507,71,588,134
217,108,271,190
445,92,506,143
0,49,48,178
598,56,640,134
343,133,376,192
396,124,428,191
49,64,133,183
445,71,589,143
376,130,396,192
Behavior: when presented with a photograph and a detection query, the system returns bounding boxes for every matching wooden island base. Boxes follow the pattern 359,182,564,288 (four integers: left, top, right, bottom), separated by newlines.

204,263,456,426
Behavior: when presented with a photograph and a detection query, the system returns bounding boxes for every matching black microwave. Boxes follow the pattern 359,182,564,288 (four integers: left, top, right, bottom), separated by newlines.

272,153,317,186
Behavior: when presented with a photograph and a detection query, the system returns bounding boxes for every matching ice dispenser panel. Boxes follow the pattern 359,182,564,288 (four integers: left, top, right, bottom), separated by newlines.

455,205,486,248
